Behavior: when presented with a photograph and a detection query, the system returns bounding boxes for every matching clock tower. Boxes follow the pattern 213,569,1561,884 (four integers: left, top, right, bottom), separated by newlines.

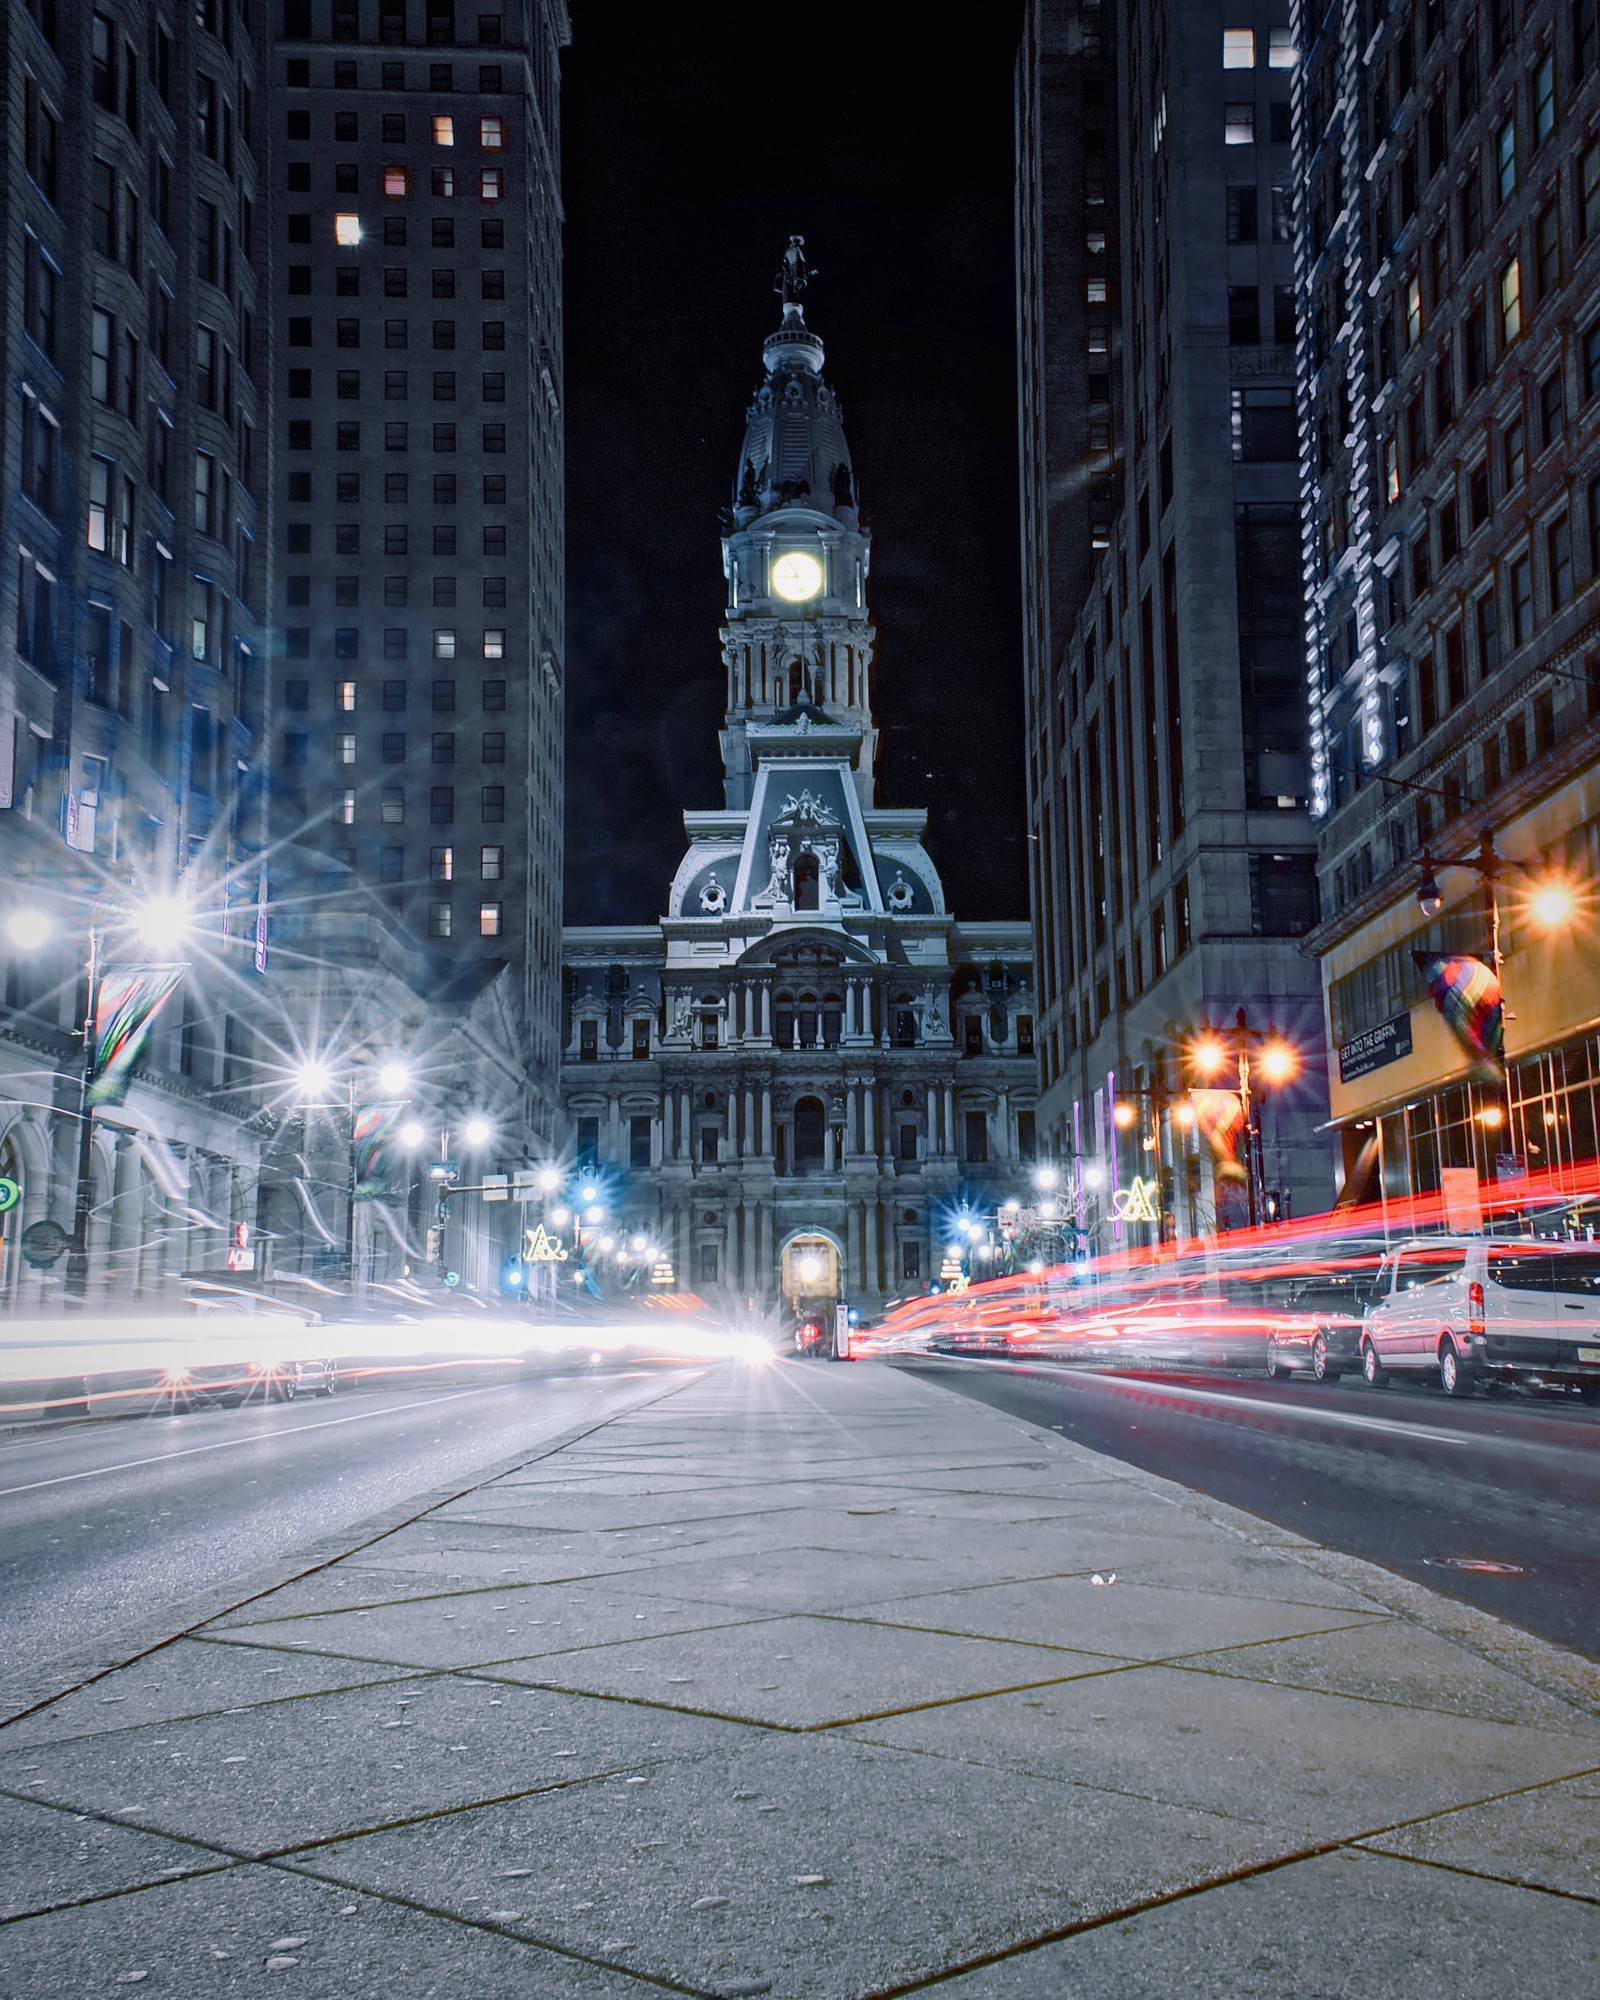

719,237,878,810
560,240,1036,1321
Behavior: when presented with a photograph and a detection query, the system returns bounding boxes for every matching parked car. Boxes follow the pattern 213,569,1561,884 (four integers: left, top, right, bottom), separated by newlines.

793,1316,828,1357
1359,1236,1600,1398
1265,1271,1374,1382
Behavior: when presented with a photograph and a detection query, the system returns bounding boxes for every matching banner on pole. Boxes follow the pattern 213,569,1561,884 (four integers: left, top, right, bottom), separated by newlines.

1190,1089,1249,1183
353,1099,407,1200
89,964,187,1105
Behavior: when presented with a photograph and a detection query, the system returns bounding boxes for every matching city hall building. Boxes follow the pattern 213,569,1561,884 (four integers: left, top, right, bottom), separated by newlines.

560,254,1036,1317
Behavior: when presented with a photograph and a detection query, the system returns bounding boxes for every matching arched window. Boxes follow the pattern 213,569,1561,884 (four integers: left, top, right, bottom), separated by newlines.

892,993,917,1048
797,990,819,1047
774,990,795,1047
821,991,843,1047
792,1095,825,1167
793,851,820,910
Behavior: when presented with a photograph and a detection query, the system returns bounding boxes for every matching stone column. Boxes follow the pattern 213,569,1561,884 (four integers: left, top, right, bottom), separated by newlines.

997,1088,1011,1161
760,985,772,1041
845,1084,859,1156
679,1089,691,1161
607,1097,621,1165
926,1085,939,1155
866,1202,881,1298
743,1086,755,1157
761,1087,773,1156
864,1082,877,1156
662,1092,673,1160
943,1085,956,1161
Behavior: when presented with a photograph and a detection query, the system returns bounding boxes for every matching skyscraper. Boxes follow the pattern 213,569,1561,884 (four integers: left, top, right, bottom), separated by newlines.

1016,0,1330,1231
561,249,1036,1314
0,0,278,1300
1293,0,1600,1208
268,0,568,1139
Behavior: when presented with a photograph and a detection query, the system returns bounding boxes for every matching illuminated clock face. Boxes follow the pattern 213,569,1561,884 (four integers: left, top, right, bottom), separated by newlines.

771,550,824,602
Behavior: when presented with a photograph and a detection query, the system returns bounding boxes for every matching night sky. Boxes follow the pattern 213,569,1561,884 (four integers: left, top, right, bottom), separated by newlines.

561,0,1029,927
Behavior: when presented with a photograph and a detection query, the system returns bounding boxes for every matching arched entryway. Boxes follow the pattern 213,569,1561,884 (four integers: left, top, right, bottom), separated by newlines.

780,1230,841,1319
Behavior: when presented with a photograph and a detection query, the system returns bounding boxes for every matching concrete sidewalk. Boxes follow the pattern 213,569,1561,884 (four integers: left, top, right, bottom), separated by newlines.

3,1357,1600,1997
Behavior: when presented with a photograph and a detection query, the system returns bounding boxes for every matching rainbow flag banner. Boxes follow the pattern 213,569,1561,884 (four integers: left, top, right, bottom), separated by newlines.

1190,1089,1249,1183
353,1099,408,1200
1413,952,1503,1071
89,964,187,1106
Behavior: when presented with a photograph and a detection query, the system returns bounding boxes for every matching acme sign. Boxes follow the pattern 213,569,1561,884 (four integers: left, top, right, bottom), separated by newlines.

1111,1175,1160,1224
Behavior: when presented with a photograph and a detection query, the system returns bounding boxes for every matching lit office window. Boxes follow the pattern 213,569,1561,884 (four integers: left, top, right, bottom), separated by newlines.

1224,102,1255,144
433,114,454,145
479,901,502,936
337,681,357,712
1268,27,1298,67
1222,27,1255,66
479,116,503,148
334,213,361,245
383,166,409,196
482,627,505,658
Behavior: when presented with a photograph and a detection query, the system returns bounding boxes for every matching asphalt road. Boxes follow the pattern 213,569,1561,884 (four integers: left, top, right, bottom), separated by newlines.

0,1364,693,1687
901,1356,1600,1662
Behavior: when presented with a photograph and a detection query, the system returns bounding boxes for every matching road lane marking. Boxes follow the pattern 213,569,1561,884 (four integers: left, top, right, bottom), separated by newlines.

0,1387,506,1498
963,1361,1582,1458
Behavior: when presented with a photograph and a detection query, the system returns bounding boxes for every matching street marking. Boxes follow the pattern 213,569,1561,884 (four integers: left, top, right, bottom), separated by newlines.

0,1388,503,1498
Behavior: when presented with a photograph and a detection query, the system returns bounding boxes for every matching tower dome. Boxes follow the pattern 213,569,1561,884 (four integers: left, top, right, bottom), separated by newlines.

732,237,858,523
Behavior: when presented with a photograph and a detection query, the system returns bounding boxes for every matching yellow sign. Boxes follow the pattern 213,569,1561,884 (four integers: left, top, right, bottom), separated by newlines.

1111,1175,1161,1224
523,1223,569,1263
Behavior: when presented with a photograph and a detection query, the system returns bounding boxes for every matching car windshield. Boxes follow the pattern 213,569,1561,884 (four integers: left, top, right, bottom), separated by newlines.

1292,1283,1365,1311
1487,1252,1600,1297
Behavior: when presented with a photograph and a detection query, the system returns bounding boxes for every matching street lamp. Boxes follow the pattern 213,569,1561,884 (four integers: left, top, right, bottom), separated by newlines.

9,889,195,1303
292,1053,413,1295
1187,1010,1301,1228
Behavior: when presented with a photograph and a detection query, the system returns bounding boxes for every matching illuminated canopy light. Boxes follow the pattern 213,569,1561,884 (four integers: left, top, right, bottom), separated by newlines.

132,893,193,953
1476,1104,1506,1128
1529,879,1575,930
6,910,52,951
771,550,823,602
798,1253,823,1281
295,1059,335,1100
1190,1034,1228,1080
1112,1100,1137,1130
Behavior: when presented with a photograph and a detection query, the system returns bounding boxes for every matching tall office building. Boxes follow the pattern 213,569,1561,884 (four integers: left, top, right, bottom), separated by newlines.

0,0,276,1297
1295,0,1600,1209
1016,0,1330,1231
269,0,568,1142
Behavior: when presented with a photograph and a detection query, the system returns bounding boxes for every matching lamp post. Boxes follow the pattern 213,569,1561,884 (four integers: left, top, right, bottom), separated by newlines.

293,1055,413,1299
1188,1012,1301,1229
7,892,192,1305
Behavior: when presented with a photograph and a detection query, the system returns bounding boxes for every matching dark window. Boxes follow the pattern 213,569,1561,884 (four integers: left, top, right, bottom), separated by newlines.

1228,286,1260,345
1250,852,1318,935
963,1110,989,1163
1226,186,1257,242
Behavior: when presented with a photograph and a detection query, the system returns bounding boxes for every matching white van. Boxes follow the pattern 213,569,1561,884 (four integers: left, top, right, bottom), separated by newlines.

1360,1236,1600,1399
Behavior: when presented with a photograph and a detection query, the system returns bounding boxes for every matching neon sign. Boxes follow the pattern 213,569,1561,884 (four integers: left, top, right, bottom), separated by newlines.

1111,1175,1161,1224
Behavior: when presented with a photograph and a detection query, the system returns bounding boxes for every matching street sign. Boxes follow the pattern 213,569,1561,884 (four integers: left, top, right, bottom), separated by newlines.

226,1247,257,1271
523,1223,568,1263
833,1303,852,1362
512,1170,537,1202
1338,1012,1413,1084
443,1268,461,1287
0,1177,20,1216
20,1219,69,1268
482,1173,509,1202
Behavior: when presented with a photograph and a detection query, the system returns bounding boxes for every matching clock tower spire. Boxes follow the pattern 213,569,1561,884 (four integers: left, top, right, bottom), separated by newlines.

719,242,878,809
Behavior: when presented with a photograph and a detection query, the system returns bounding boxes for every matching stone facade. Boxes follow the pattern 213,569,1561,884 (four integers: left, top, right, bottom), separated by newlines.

562,264,1036,1319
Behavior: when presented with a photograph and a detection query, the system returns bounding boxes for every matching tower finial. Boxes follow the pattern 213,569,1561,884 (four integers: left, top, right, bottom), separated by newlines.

775,234,815,311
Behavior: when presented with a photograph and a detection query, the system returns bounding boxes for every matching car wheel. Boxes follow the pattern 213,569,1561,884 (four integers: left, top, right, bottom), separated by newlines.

1439,1340,1474,1397
1311,1333,1335,1382
1361,1339,1387,1388
1265,1337,1291,1380
268,1372,297,1404
320,1363,338,1398
1578,1381,1600,1408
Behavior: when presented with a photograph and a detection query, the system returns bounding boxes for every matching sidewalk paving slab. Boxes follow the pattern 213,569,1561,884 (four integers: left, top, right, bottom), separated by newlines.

6,1355,1600,1999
